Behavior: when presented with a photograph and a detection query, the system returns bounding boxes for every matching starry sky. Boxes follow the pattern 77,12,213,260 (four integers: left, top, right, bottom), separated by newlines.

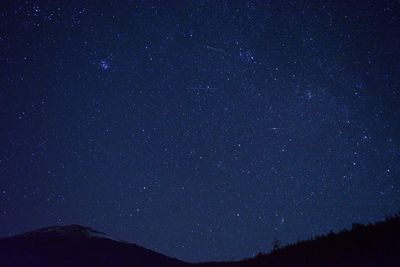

0,0,399,263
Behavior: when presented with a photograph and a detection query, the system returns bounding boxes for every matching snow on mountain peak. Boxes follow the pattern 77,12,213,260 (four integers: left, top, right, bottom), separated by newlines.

21,224,122,242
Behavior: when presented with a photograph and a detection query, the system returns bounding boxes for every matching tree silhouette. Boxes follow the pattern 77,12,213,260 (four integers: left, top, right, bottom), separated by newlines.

272,236,280,251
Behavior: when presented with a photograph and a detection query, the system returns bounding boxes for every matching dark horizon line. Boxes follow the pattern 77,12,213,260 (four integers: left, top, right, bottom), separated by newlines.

2,211,399,264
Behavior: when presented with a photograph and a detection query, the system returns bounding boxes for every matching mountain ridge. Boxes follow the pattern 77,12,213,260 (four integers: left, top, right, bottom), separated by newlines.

0,223,189,267
5,224,126,243
1,214,399,266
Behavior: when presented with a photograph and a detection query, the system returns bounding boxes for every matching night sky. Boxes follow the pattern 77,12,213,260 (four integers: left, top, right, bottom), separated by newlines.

0,0,399,263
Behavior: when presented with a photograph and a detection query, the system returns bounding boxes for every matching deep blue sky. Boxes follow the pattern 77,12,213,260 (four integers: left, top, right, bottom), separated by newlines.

0,0,399,262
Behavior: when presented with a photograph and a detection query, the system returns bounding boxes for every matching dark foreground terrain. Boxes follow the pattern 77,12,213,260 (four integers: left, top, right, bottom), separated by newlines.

197,213,400,267
1,214,399,267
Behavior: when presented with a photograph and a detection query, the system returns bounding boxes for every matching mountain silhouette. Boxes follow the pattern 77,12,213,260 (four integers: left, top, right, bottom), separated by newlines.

1,214,399,267
0,224,189,267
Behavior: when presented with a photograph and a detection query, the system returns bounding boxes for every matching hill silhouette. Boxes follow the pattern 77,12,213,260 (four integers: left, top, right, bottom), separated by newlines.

0,214,399,267
198,213,400,267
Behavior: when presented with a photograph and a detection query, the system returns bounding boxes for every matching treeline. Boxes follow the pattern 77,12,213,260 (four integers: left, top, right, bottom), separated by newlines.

197,212,400,267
